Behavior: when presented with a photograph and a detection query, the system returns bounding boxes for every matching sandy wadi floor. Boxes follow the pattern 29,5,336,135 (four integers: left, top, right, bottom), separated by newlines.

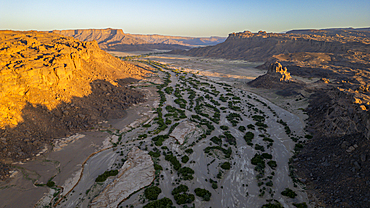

1,53,313,208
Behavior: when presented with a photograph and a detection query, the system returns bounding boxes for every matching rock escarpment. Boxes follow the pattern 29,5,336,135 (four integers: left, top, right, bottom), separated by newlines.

171,28,370,62
0,30,151,178
90,147,155,208
52,28,225,51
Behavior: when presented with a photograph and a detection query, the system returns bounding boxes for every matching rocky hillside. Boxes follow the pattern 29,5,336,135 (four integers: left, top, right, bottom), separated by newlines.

0,30,151,178
52,28,225,51
171,28,370,62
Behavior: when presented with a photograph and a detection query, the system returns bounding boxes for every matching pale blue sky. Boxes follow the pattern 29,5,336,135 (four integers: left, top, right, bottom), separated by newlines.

1,0,369,37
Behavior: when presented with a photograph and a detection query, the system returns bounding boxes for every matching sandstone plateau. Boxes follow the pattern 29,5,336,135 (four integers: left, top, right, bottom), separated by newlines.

0,30,150,178
52,28,225,52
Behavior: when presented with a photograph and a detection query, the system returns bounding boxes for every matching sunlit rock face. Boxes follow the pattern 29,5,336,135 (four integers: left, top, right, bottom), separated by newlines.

267,61,292,82
0,30,148,128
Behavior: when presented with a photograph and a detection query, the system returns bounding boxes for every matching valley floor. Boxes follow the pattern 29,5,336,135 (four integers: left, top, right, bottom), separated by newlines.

1,53,314,208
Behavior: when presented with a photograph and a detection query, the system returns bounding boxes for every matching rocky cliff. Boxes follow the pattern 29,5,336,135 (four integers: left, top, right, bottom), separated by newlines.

52,28,147,50
171,29,370,62
52,28,225,51
0,30,151,178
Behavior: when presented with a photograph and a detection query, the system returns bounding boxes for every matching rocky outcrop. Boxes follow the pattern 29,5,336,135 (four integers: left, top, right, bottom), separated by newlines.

248,62,303,91
90,147,154,208
0,30,151,178
52,28,225,51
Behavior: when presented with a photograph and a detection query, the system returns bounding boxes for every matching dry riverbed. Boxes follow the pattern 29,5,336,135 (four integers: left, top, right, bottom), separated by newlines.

1,53,313,208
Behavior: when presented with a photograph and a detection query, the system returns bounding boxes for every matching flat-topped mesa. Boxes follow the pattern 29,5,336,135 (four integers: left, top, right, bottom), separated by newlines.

267,61,292,82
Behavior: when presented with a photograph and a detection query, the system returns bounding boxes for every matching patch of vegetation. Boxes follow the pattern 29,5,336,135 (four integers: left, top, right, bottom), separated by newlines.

305,134,313,139
173,193,195,205
262,153,272,159
224,131,236,145
95,170,119,182
281,188,297,198
181,155,189,163
171,184,188,195
244,131,255,145
247,124,255,130
143,197,173,208
185,148,193,154
204,146,232,158
154,164,163,171
164,86,174,94
152,135,169,146
165,154,181,170
252,115,265,122
178,167,194,180
210,136,222,146
267,161,277,169
226,113,242,126
149,150,161,158
220,125,229,130
261,202,283,208
293,202,308,208
220,162,231,170
46,180,55,188
144,186,162,200
255,144,265,151
194,188,212,201
238,126,246,132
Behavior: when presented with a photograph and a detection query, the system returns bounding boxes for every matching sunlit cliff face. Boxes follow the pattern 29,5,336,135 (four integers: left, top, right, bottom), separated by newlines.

0,30,149,128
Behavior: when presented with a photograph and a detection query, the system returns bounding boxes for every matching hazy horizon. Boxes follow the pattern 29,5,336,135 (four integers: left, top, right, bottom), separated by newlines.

1,0,369,37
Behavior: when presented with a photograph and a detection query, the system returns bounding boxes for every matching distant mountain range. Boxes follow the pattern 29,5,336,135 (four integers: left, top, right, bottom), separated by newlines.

52,28,226,51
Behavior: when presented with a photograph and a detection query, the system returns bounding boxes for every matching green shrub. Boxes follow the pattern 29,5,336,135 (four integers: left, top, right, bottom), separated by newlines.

304,134,313,139
212,182,218,189
293,202,308,208
261,202,283,208
220,125,229,130
143,197,173,208
247,124,255,130
267,161,277,169
281,188,297,198
220,162,231,170
178,167,195,180
262,153,272,159
172,184,189,195
144,186,162,200
46,180,55,188
154,164,163,171
255,144,265,151
185,148,193,154
173,193,195,205
95,170,119,182
165,154,181,170
210,136,222,146
181,155,189,163
244,132,254,140
238,126,246,132
149,151,161,158
194,188,212,201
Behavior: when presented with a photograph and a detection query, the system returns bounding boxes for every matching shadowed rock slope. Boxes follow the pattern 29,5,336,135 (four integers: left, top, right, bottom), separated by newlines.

0,30,151,178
